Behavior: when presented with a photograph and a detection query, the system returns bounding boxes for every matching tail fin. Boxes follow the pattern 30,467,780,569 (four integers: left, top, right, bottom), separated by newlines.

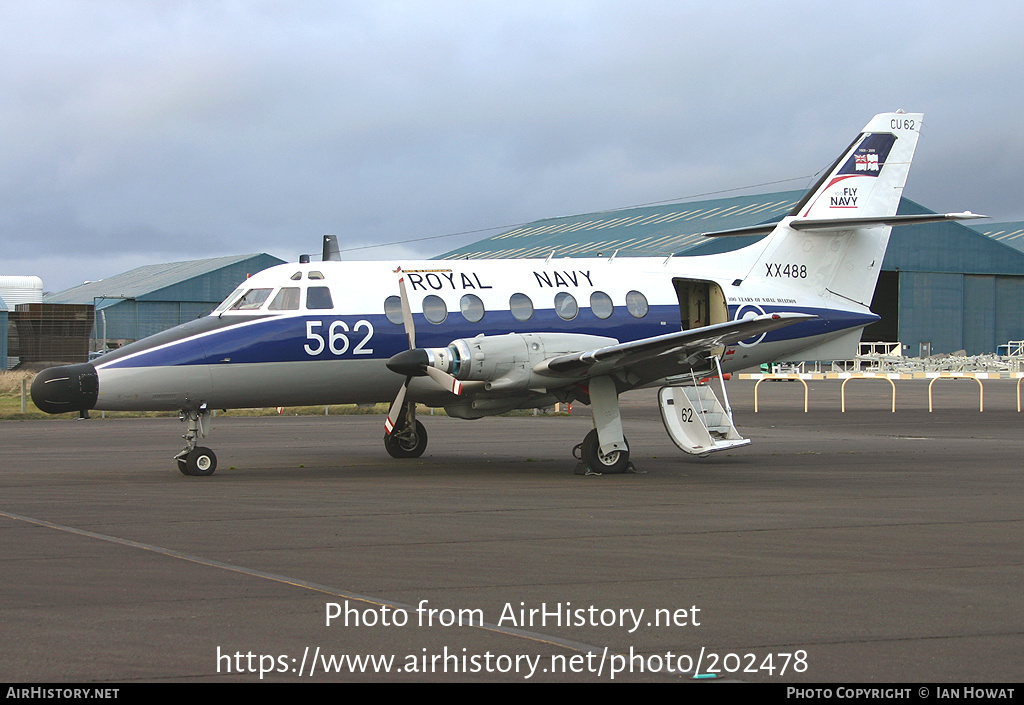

791,112,922,221
743,112,923,306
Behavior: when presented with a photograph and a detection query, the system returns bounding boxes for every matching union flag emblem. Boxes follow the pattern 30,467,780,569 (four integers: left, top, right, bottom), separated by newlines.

855,153,880,172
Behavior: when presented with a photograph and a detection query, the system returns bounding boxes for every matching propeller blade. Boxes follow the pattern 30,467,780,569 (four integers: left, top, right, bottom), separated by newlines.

386,270,422,435
384,378,410,435
425,366,464,396
390,274,463,400
398,272,415,350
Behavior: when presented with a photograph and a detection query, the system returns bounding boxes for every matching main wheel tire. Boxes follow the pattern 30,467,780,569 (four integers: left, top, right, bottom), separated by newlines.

580,429,630,474
185,447,218,476
384,420,428,458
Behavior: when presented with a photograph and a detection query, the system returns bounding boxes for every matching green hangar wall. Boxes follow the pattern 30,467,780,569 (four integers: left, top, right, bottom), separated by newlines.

44,253,285,347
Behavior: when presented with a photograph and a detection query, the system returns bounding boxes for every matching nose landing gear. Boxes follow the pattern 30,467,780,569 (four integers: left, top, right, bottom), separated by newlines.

383,402,428,458
175,405,218,476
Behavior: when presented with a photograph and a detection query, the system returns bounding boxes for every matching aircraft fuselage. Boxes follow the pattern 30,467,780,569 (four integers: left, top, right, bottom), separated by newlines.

72,255,872,413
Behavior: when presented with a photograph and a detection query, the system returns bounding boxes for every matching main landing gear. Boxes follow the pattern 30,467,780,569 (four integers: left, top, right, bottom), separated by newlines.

176,405,218,476
384,402,428,458
573,375,636,475
379,374,638,474
574,429,633,474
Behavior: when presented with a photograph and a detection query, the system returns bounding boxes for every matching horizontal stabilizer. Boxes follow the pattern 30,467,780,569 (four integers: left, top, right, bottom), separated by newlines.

790,211,987,232
699,223,778,238
701,211,986,238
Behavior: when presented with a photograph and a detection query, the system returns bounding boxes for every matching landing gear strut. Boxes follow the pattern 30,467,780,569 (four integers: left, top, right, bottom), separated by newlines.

574,375,636,475
176,405,218,476
384,402,428,458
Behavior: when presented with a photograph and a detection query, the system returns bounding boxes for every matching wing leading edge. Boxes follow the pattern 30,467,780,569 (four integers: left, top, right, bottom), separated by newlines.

534,312,814,380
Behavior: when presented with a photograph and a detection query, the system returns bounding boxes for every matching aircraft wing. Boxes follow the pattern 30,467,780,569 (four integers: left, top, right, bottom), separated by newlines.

534,312,814,384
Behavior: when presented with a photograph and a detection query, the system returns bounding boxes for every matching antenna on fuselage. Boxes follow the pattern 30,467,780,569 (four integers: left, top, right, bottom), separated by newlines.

322,235,342,261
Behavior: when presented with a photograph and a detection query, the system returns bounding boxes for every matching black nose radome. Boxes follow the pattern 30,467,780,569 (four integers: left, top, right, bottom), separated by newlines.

31,363,99,415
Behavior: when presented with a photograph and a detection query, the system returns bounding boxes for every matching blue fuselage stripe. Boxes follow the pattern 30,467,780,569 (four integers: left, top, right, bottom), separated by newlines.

100,304,877,369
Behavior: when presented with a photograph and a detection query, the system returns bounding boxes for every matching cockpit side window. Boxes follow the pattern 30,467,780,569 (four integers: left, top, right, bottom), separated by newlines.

230,288,273,311
307,286,334,310
268,287,301,311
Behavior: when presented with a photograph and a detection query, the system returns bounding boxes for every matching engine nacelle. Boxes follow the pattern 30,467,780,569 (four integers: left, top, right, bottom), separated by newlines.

427,332,617,393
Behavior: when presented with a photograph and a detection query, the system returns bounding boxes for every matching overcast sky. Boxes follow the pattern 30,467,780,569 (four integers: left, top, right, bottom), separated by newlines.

3,1,1022,293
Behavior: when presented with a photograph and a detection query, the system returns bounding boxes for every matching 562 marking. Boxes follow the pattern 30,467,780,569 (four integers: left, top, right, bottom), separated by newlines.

304,319,374,356
766,263,807,279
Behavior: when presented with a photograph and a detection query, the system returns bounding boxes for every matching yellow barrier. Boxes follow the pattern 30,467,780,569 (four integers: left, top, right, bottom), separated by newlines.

926,373,984,412
738,371,1018,412
749,375,810,413
841,376,896,412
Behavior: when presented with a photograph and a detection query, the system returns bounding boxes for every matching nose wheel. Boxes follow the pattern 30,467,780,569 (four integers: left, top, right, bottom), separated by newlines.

175,406,218,476
384,419,428,458
177,446,218,476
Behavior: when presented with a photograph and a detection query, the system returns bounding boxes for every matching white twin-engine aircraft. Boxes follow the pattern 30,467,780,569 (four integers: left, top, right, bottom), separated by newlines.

32,112,983,476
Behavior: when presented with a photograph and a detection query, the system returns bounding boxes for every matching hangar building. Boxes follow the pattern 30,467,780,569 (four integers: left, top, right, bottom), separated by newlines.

1,275,44,370
438,190,1024,356
42,253,285,354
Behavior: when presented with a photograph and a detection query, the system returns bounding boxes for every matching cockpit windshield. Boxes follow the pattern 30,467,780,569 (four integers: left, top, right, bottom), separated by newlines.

213,287,245,314
213,283,331,315
228,288,273,311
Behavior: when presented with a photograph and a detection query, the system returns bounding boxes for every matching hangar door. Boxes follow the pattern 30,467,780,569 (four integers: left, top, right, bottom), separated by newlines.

864,270,899,343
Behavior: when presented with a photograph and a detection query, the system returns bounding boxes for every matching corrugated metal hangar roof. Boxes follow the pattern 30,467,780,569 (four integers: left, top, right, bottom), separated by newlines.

437,190,1024,275
974,222,1024,253
45,253,285,309
437,191,803,260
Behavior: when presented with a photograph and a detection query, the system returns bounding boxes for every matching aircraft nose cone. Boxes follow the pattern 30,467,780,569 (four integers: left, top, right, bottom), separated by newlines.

31,363,99,414
386,348,429,376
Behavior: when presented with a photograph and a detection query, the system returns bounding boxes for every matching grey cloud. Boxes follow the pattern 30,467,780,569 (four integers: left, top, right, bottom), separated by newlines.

1,1,1022,293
